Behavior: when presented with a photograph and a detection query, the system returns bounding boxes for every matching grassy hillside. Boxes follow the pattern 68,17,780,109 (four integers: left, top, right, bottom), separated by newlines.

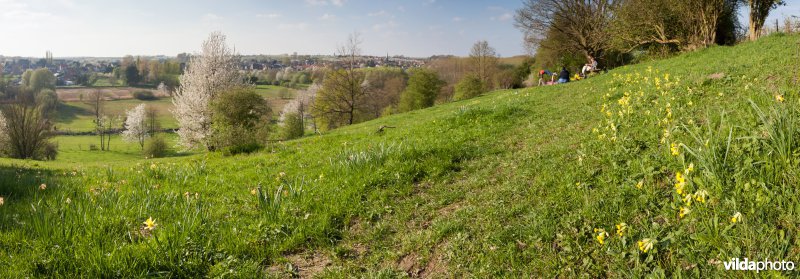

1,34,799,277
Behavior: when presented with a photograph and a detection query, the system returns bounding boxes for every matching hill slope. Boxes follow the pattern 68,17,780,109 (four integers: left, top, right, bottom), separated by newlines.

1,34,799,277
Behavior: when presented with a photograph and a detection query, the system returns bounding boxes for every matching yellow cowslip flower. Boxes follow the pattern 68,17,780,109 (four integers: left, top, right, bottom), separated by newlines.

594,228,608,245
0,196,4,206
250,188,258,195
39,184,47,190
670,143,680,156
636,180,644,189
616,223,628,237
143,217,157,230
674,172,686,195
679,206,691,218
685,163,695,174
731,212,742,224
638,238,656,253
694,190,708,204
683,194,693,206
776,95,785,103
150,163,157,170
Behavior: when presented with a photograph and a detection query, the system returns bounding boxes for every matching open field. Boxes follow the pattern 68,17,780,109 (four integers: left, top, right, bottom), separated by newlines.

0,35,799,277
53,85,298,133
55,86,167,102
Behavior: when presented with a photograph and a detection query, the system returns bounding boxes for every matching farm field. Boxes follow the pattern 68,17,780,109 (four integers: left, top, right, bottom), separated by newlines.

53,85,298,133
0,34,799,277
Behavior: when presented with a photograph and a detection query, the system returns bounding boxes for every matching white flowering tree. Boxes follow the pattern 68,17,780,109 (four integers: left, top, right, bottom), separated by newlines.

122,104,148,149
172,32,245,150
0,111,8,154
279,83,320,138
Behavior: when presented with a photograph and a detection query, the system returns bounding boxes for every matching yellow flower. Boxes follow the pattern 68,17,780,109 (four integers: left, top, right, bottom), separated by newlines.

616,223,628,237
694,190,708,204
674,172,686,195
683,194,693,206
679,206,691,218
776,94,785,103
670,143,680,156
636,180,644,189
594,228,608,245
685,163,694,174
150,163,157,170
250,188,258,195
638,238,656,253
731,212,742,224
143,217,157,230
0,196,4,206
39,184,47,190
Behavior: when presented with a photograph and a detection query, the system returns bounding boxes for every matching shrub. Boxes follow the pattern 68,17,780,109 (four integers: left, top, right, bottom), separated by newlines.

281,112,304,140
133,91,158,101
453,74,486,101
144,136,168,158
41,142,58,161
221,142,262,156
210,87,272,149
88,144,99,151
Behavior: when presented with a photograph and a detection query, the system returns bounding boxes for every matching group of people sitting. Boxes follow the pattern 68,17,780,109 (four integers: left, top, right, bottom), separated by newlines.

537,57,598,86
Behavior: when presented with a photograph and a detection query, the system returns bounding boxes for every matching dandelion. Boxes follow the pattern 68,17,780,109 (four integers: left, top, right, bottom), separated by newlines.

776,94,785,103
636,180,644,189
679,206,691,218
594,228,608,245
670,143,680,156
694,190,708,204
143,217,157,230
39,184,47,190
638,238,656,253
731,212,742,224
616,223,628,237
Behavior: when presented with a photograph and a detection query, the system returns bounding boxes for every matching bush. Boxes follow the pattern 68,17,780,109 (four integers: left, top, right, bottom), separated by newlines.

210,87,272,149
221,142,262,156
133,91,158,100
41,142,58,161
281,113,304,140
144,136,168,158
453,74,486,101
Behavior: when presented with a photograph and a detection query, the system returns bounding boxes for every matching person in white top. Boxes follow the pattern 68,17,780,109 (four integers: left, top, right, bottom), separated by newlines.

581,57,598,76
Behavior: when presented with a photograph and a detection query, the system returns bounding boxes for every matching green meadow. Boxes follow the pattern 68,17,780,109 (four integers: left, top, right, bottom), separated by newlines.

1,34,799,277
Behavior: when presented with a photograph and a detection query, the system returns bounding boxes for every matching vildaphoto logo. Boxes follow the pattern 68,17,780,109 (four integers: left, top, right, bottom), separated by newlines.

723,258,796,273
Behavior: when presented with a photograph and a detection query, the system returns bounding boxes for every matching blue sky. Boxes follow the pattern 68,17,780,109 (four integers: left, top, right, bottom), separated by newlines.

0,0,525,58
0,0,798,58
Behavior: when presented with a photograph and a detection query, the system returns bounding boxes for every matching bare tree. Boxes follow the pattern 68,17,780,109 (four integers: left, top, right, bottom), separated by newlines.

312,33,371,129
172,32,245,150
2,103,52,159
515,0,620,61
747,0,785,40
469,40,499,86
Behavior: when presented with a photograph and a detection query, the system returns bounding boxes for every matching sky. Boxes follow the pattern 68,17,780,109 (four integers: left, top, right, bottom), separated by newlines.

0,0,526,58
1,0,799,59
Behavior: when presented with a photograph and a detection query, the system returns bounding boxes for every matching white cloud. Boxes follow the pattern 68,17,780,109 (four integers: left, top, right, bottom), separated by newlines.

423,0,436,6
278,22,309,30
491,12,512,21
257,13,281,19
452,17,463,22
319,13,336,20
368,10,388,17
372,20,397,31
397,6,406,12
305,0,345,7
